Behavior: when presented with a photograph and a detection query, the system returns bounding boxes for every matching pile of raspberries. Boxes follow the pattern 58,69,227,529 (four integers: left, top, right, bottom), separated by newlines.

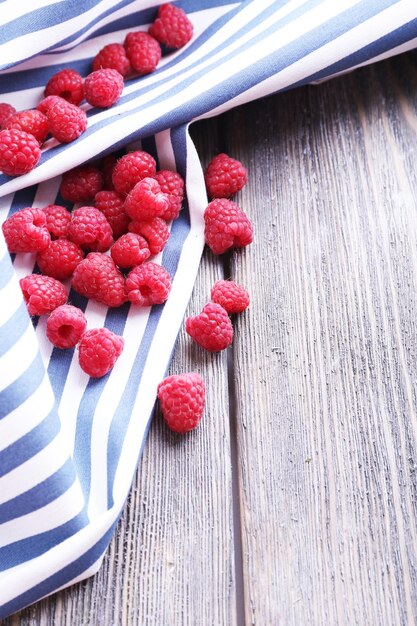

0,3,193,177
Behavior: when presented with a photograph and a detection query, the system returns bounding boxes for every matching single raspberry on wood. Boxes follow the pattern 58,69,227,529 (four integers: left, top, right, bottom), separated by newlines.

44,69,84,106
204,153,247,199
60,165,103,203
42,204,71,239
154,170,184,220
84,69,124,108
0,129,41,176
4,110,49,145
93,43,132,77
78,327,124,378
128,217,170,255
110,233,150,269
204,198,253,255
46,304,87,349
45,97,87,143
0,103,16,129
71,252,127,307
124,177,168,221
149,3,193,50
112,150,157,195
126,261,171,306
37,239,84,280
157,372,205,434
94,190,130,238
211,280,250,314
20,274,67,316
124,31,161,75
2,207,50,253
67,206,113,252
186,302,233,352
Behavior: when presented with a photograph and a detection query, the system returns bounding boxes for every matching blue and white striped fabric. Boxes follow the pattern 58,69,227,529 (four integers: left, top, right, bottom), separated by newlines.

0,0,416,617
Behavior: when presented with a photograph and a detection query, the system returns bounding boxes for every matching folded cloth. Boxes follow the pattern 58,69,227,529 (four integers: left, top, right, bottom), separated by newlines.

0,0,416,617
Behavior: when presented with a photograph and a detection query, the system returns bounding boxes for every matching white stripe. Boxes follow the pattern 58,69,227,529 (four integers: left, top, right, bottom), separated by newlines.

0,0,67,27
0,275,22,328
0,323,39,392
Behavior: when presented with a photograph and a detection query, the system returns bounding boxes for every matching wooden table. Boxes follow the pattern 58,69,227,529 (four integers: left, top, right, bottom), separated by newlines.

6,51,417,626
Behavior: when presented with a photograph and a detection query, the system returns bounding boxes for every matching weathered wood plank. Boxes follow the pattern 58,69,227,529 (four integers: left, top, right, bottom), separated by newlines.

225,52,417,625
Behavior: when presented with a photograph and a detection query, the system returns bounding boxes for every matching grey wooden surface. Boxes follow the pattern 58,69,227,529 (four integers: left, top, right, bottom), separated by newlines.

5,51,417,626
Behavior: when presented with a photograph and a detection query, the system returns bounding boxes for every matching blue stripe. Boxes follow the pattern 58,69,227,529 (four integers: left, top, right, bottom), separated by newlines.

0,302,30,357
0,407,60,477
0,457,75,524
0,352,45,420
0,251,13,289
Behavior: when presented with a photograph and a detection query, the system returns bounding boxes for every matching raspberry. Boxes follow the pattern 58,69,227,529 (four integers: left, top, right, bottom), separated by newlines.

112,150,156,195
78,328,124,378
4,110,49,144
100,154,117,190
67,206,113,252
126,261,171,306
154,170,184,220
60,165,103,203
37,95,62,115
94,190,129,238
37,239,84,280
71,252,127,307
204,199,253,255
185,302,233,352
2,207,50,253
46,304,87,349
128,217,170,255
0,103,16,129
211,280,250,314
204,153,247,199
84,69,124,108
45,97,87,143
20,274,67,316
42,204,71,239
92,43,132,77
149,3,193,50
124,32,161,75
110,233,150,268
44,69,84,106
157,372,205,434
124,177,168,221
0,129,41,176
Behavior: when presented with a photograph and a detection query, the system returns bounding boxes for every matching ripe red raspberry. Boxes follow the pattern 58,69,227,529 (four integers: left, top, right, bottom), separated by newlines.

45,97,87,143
100,154,117,190
204,153,247,199
149,3,193,50
204,199,253,255
2,207,50,253
44,69,84,106
92,43,132,77
124,177,168,222
185,302,233,352
157,372,205,434
37,239,84,280
0,129,41,176
4,110,49,144
94,190,129,238
37,95,62,115
0,103,16,129
154,170,184,220
60,165,103,203
67,206,113,252
124,32,161,75
211,280,249,314
112,150,157,195
84,69,124,108
42,204,71,239
110,233,150,269
128,217,170,255
78,327,124,378
46,304,87,349
20,274,67,316
126,261,171,306
71,252,127,307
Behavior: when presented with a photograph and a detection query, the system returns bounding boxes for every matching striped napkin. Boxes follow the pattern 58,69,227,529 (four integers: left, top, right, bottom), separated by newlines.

1,0,416,617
